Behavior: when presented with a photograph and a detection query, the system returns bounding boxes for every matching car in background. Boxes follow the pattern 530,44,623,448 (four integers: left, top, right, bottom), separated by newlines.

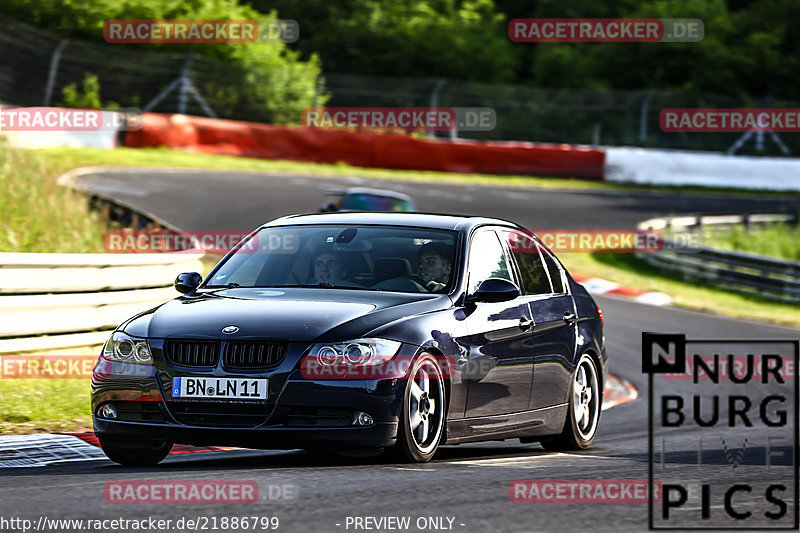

92,212,606,465
319,187,415,212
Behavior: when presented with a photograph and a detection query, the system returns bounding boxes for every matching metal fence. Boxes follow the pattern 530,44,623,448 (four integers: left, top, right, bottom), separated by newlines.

1,13,799,154
637,214,800,304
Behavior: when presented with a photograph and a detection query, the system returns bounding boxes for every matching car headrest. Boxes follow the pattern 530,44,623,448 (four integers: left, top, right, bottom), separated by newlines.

373,257,412,283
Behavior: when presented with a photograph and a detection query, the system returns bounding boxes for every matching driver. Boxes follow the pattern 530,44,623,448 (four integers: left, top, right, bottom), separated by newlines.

311,245,348,283
417,242,453,292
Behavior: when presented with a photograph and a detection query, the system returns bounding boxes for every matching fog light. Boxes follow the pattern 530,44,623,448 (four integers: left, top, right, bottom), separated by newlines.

98,403,117,419
356,412,373,426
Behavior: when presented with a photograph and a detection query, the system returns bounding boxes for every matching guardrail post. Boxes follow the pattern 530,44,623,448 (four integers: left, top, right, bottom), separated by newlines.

43,39,68,106
428,79,445,140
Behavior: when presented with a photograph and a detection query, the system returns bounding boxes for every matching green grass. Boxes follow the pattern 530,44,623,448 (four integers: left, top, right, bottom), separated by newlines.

702,223,800,261
0,380,92,434
0,143,108,252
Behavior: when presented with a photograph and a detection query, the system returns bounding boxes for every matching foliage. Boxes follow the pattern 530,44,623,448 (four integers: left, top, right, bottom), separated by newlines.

1,0,323,123
251,0,516,83
60,73,120,109
703,222,800,261
254,0,800,101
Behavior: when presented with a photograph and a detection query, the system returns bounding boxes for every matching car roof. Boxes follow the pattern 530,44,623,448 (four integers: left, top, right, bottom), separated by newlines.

263,212,521,232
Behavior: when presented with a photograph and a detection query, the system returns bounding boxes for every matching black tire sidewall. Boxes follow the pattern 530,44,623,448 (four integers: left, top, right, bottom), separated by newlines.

568,354,600,449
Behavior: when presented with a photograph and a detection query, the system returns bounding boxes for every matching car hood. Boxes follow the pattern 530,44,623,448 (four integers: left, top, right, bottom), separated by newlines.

123,288,450,342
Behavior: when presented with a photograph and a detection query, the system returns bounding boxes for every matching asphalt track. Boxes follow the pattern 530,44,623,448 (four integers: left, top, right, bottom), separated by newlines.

2,169,799,532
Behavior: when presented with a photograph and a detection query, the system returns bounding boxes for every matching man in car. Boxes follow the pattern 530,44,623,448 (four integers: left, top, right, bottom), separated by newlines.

417,242,453,292
312,245,348,283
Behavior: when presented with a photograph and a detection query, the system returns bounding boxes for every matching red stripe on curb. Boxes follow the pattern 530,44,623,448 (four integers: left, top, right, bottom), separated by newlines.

62,432,242,455
571,272,670,304
605,285,645,297
602,373,638,409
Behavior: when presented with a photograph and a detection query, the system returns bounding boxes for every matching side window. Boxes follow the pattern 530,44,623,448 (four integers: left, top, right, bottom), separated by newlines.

501,229,553,295
468,230,514,294
541,250,566,294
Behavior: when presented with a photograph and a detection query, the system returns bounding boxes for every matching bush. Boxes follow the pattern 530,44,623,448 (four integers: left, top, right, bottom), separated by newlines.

1,0,323,123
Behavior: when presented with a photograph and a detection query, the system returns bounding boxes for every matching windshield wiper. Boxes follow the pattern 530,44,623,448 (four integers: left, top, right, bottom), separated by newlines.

204,282,241,289
273,283,379,291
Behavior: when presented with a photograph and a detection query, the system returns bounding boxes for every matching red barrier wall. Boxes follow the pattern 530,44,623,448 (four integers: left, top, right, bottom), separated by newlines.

125,113,606,180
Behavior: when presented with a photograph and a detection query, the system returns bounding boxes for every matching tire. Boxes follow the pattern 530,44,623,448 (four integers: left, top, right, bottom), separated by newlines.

393,353,446,462
99,437,173,466
542,354,601,451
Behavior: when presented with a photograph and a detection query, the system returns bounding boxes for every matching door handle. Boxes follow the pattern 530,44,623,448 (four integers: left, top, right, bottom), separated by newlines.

519,317,534,331
563,312,577,324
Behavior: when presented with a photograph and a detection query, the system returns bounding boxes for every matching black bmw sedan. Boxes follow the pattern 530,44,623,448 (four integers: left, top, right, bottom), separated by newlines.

92,213,607,464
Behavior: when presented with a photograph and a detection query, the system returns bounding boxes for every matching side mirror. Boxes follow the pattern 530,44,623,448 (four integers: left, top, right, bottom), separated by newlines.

468,278,520,303
174,272,203,294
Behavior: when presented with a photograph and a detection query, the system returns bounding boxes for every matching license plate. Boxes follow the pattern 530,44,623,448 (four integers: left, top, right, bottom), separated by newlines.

172,377,267,400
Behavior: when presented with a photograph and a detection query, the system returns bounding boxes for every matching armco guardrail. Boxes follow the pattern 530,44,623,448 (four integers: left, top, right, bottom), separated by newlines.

637,213,800,304
0,167,205,354
0,252,203,354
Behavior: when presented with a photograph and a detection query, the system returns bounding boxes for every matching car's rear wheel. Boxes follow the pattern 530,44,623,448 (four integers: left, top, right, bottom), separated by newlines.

394,353,446,462
541,354,601,451
99,437,173,466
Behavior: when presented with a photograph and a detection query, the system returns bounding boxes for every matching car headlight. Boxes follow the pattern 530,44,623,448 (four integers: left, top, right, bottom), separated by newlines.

102,332,152,364
310,338,401,366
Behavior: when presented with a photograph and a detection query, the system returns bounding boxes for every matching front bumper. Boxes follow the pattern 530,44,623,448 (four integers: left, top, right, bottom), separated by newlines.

91,341,417,449
93,417,398,449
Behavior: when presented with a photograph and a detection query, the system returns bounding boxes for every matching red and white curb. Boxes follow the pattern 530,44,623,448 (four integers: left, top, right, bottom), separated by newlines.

572,274,672,306
0,376,638,468
0,433,242,468
602,373,638,411
0,433,107,468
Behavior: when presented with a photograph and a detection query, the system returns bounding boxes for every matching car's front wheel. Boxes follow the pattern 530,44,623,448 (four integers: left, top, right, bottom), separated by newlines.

542,353,601,451
99,437,173,466
394,353,446,462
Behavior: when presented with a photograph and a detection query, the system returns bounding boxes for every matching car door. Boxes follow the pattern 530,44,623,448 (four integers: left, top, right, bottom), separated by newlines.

501,229,577,411
462,228,533,418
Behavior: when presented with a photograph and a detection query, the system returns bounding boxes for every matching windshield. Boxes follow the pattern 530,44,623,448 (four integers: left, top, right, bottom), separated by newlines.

205,225,457,293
